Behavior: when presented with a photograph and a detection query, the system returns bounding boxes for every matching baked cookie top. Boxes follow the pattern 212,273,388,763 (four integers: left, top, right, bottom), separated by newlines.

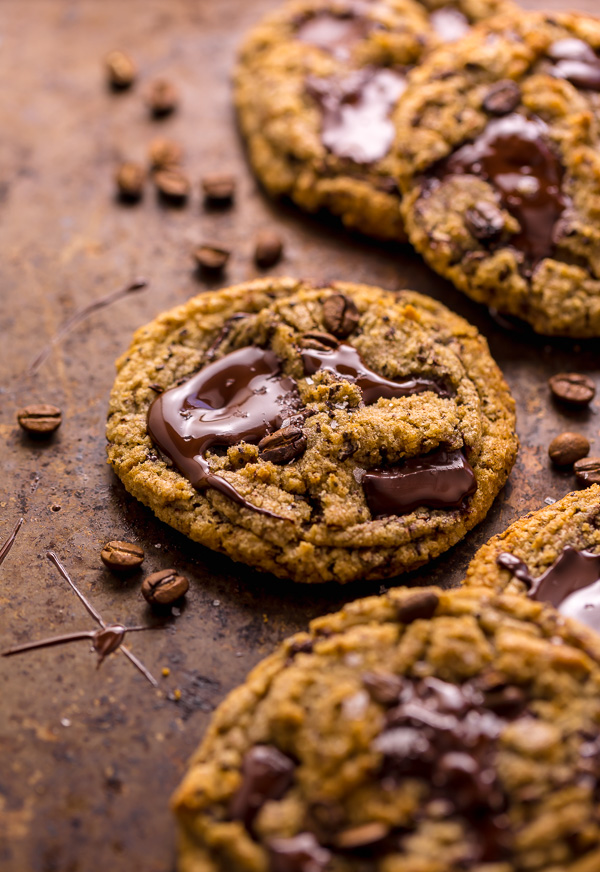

464,485,600,634
106,278,516,584
172,584,600,871
395,11,600,336
234,0,514,241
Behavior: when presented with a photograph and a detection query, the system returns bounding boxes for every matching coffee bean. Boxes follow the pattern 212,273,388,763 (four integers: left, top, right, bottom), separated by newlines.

482,80,521,116
362,671,404,705
396,590,439,624
574,457,600,486
105,50,136,89
17,404,62,437
259,426,307,464
154,168,190,203
149,138,183,170
465,201,504,242
334,822,390,849
549,373,596,407
201,172,236,205
548,432,590,467
141,569,189,606
101,541,144,572
115,161,145,201
254,230,283,268
147,78,179,116
322,293,359,338
193,243,230,273
299,331,339,351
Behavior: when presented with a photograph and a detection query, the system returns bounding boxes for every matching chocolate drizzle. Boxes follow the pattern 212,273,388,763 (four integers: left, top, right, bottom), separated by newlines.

548,39,600,92
497,546,600,631
296,11,371,59
435,113,569,265
363,447,477,518
306,67,407,164
147,347,301,518
429,7,470,43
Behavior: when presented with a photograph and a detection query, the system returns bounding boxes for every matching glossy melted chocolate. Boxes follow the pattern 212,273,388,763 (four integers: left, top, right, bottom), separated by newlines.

296,11,371,59
147,347,300,518
429,7,470,42
548,38,600,92
437,113,568,264
307,67,407,164
497,546,600,631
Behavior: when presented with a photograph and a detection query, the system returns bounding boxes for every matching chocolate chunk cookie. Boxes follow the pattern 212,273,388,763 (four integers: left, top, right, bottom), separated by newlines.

464,485,600,634
106,278,516,584
173,584,600,871
396,11,600,336
234,0,514,241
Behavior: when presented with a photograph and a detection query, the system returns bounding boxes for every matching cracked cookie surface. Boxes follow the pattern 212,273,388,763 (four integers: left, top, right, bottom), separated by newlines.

395,11,600,336
106,278,516,584
173,584,600,871
234,0,514,241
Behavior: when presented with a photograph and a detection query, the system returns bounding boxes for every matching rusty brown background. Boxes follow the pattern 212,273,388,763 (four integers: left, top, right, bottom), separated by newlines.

1,1,599,870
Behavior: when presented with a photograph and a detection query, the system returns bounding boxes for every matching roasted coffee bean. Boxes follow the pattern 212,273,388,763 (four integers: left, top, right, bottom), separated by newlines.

17,404,62,437
549,373,596,407
334,822,390,850
193,243,230,273
154,168,190,203
115,161,145,201
149,138,183,170
105,50,136,89
548,432,590,467
101,540,144,572
298,331,339,351
465,201,504,242
482,80,521,116
396,590,439,624
574,457,600,486
141,569,189,606
201,172,236,205
254,230,283,268
322,293,360,338
147,78,179,116
259,426,307,464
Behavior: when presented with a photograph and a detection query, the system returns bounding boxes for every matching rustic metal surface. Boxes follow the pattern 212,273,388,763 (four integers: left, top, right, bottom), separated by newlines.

0,1,599,870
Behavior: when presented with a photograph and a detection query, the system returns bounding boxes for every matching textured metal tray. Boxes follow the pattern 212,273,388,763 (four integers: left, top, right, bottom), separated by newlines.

1,1,599,870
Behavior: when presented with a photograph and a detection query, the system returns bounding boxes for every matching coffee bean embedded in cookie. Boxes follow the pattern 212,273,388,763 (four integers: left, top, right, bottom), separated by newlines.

147,78,179,116
574,457,600,486
101,540,145,572
298,331,339,352
465,201,505,243
17,404,62,437
254,230,283,268
548,432,590,467
549,372,596,407
547,39,600,92
115,162,145,201
322,293,359,338
258,426,307,464
395,590,440,625
482,80,522,116
268,834,331,872
105,50,136,89
142,569,189,606
230,745,295,826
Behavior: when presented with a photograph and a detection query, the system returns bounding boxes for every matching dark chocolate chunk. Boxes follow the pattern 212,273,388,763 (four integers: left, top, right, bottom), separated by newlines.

362,671,405,705
230,745,295,827
268,833,331,872
548,38,600,92
395,591,439,625
465,200,505,242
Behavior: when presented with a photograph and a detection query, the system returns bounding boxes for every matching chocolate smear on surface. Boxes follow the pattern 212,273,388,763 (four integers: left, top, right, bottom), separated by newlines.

429,7,470,42
306,67,407,164
148,347,301,519
433,113,569,265
0,518,24,567
497,546,600,631
230,745,295,827
363,447,476,517
548,39,600,92
297,10,371,60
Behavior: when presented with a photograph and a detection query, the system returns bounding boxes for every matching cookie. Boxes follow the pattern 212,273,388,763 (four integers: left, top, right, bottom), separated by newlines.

172,583,600,871
106,278,517,584
464,485,600,634
395,11,600,337
234,0,514,241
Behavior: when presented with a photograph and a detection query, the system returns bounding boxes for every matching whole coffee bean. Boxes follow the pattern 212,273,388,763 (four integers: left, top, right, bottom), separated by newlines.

201,172,236,205
149,138,183,170
299,331,339,351
574,457,600,486
115,161,145,201
154,168,190,203
259,426,307,464
482,80,521,116
396,590,439,624
17,404,62,437
465,201,504,242
548,432,590,467
334,823,389,850
549,372,596,407
147,78,179,116
322,293,359,338
193,243,230,273
101,541,144,572
142,569,189,606
254,230,283,268
105,50,136,89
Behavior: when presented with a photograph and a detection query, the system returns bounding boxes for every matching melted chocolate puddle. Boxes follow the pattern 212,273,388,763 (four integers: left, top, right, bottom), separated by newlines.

429,7,470,42
548,39,600,92
307,67,407,164
497,546,600,631
0,518,24,567
147,347,301,519
434,113,569,265
296,11,371,59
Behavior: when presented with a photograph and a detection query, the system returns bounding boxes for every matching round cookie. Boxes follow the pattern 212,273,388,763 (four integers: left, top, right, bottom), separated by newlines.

172,584,600,871
395,10,600,337
234,0,514,241
464,486,600,632
106,278,517,584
